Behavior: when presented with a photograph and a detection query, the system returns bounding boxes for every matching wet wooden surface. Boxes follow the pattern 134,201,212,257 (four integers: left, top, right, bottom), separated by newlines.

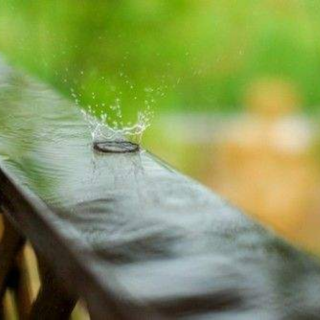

0,57,320,319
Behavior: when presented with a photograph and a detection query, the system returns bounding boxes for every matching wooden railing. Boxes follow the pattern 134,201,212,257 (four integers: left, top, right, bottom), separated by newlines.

1,57,320,319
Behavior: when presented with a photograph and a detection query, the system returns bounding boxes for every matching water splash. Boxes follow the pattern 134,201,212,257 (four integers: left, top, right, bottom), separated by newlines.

69,70,167,146
81,108,152,145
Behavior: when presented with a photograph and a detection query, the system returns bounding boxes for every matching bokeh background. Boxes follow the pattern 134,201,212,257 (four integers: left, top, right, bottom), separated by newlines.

1,0,320,254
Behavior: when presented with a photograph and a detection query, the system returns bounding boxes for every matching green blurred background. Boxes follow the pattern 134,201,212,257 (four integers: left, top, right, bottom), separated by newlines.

1,1,320,113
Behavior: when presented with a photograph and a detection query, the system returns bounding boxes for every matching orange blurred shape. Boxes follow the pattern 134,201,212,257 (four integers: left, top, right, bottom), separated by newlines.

210,78,320,254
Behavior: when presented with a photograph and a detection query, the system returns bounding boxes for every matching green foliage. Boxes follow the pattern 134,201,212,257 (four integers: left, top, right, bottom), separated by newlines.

1,0,320,119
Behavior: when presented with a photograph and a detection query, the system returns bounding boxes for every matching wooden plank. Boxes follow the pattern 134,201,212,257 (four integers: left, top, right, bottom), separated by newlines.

0,56,320,319
0,164,150,319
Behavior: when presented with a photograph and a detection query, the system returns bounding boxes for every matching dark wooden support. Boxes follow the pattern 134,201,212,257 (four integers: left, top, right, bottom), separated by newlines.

0,216,25,306
29,255,77,320
0,214,3,239
9,252,33,320
0,297,3,320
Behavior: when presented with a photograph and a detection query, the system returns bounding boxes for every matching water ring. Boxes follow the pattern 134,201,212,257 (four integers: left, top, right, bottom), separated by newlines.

93,140,140,153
